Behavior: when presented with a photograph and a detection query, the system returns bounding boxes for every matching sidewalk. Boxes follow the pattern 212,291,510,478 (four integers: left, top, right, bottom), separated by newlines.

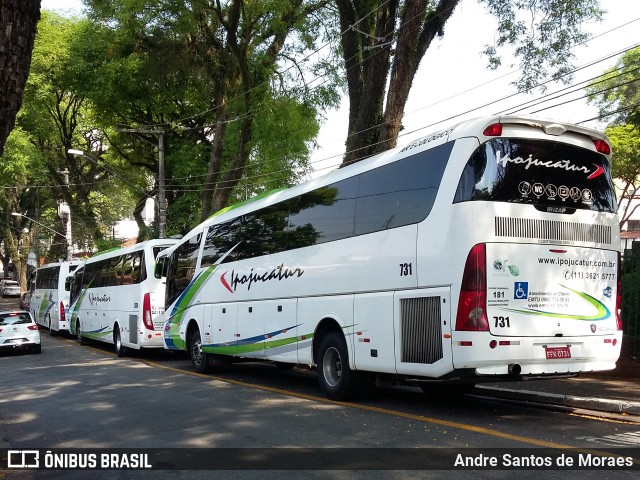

475,357,640,418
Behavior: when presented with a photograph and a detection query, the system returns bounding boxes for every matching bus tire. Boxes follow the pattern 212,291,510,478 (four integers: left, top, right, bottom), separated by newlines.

114,327,126,357
48,315,57,337
188,329,211,374
317,332,373,401
77,320,88,346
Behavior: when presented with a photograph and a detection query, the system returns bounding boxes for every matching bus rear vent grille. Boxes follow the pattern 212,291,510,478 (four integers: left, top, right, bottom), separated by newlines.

495,217,611,244
400,297,443,364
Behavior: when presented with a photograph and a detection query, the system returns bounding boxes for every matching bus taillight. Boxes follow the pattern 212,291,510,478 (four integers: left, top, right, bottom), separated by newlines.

616,252,623,331
594,139,611,155
59,301,66,323
143,293,154,330
483,123,502,136
456,243,489,331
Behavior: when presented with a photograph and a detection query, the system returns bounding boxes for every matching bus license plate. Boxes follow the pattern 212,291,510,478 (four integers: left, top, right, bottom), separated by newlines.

545,346,571,359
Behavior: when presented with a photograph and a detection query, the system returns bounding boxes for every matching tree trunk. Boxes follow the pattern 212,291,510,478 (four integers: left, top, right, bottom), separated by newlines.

377,0,459,153
337,0,460,166
200,99,228,221
338,0,398,166
210,114,254,213
0,0,41,155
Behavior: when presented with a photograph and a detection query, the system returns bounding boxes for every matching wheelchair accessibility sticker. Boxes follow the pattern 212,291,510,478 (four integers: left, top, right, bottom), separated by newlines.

514,282,528,300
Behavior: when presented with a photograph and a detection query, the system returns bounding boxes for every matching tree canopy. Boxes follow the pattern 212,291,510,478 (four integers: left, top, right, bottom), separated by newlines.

3,0,630,263
336,0,605,165
587,46,640,229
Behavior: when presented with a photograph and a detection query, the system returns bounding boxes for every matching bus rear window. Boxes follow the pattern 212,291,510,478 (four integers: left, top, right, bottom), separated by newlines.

454,138,617,213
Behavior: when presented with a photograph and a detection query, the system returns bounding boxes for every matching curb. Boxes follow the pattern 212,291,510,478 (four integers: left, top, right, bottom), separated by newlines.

473,385,640,416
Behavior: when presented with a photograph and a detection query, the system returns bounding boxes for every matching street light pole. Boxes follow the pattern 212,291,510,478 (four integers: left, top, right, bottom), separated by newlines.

157,131,166,239
11,212,71,260
57,202,73,262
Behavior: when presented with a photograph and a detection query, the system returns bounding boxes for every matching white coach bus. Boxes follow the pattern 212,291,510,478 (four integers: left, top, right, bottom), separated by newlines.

157,115,622,400
30,260,83,335
67,239,177,356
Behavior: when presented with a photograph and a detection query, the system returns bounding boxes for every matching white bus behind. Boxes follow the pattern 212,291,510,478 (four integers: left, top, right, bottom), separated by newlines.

30,260,83,335
68,239,177,356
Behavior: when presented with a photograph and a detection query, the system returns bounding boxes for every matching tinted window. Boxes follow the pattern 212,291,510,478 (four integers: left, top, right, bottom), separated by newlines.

355,142,451,235
36,266,60,289
287,177,358,248
167,233,202,307
0,312,33,325
454,138,617,213
201,217,243,267
240,203,289,259
197,141,452,265
152,246,173,259
70,267,84,305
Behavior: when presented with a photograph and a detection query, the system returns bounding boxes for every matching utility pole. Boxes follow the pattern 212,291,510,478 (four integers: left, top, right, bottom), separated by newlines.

157,131,166,239
116,127,168,238
57,169,72,260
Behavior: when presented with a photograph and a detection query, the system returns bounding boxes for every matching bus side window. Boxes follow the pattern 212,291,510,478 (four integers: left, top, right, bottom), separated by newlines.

167,233,201,306
70,268,84,305
130,253,142,284
121,254,133,285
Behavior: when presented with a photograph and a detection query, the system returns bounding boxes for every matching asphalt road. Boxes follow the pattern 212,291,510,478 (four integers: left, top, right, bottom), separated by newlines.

1,296,639,479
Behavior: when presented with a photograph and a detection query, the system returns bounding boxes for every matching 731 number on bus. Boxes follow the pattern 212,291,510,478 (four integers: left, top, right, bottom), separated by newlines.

494,316,511,328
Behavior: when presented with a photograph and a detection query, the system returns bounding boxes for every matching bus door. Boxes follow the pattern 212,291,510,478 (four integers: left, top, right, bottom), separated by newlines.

393,287,453,377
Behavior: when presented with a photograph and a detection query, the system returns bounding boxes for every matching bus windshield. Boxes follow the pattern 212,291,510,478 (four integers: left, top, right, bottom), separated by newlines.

454,138,617,213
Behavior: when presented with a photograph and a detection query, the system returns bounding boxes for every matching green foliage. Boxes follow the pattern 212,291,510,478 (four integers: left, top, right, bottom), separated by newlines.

587,47,640,228
0,128,46,187
622,256,640,354
587,46,640,126
79,0,340,227
15,10,153,250
607,124,640,184
480,0,604,91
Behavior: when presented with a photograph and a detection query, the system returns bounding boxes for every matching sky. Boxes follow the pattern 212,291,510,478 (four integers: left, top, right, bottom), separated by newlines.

41,0,640,176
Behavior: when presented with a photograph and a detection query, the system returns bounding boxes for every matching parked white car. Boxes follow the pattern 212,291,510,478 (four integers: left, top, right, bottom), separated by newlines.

0,310,41,354
1,280,21,298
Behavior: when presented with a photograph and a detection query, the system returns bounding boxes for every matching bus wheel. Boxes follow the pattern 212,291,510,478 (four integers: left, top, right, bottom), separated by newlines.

114,328,126,357
77,320,87,346
317,332,373,401
188,329,211,374
48,315,57,337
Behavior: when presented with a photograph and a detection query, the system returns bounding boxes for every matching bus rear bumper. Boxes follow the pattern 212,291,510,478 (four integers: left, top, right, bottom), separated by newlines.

451,333,622,376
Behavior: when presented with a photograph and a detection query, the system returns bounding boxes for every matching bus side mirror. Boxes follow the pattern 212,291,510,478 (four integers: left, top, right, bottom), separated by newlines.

155,258,166,279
